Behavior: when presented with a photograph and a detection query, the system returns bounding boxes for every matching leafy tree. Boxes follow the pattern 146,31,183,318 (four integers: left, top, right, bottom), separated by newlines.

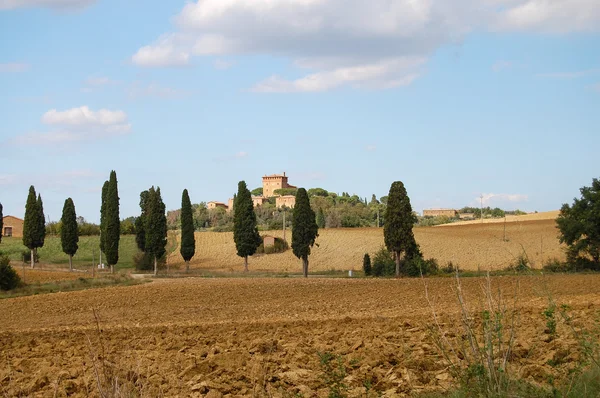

363,253,372,276
0,255,21,290
233,181,261,272
180,189,196,272
23,186,44,268
60,198,79,271
145,187,167,275
251,187,263,196
316,207,326,229
292,188,319,278
307,188,329,197
380,196,389,205
135,190,149,251
273,187,298,197
556,178,600,266
120,218,136,235
372,247,394,277
0,202,3,243
384,181,419,276
104,171,120,272
100,181,109,255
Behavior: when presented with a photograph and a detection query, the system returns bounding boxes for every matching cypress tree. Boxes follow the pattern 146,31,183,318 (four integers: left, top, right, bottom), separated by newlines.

23,186,41,268
0,202,3,243
292,188,319,278
60,198,79,271
363,253,372,276
100,180,109,255
233,181,261,272
316,207,326,229
383,181,419,276
145,187,167,276
180,189,195,272
104,170,120,273
135,190,149,252
37,194,46,250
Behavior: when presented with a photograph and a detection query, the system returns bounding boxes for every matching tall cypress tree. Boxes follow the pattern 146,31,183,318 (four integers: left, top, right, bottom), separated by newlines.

180,189,195,272
23,186,42,268
135,190,149,252
0,202,3,243
37,194,46,251
105,170,120,273
100,180,109,256
60,198,79,271
233,181,261,272
383,181,419,276
292,188,319,278
145,187,167,276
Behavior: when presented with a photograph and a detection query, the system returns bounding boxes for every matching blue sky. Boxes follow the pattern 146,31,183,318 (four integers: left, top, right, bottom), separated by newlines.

1,0,599,223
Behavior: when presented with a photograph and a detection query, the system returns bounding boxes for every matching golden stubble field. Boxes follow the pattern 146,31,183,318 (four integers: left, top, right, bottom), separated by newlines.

167,218,564,273
1,275,599,397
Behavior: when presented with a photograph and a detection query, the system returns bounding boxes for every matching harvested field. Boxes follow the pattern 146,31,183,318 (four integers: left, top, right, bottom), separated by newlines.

447,210,559,226
1,275,599,397
15,268,87,284
167,219,564,273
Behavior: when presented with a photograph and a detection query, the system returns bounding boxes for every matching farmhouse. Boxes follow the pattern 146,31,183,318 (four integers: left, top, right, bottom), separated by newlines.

2,215,24,238
207,201,228,210
262,172,297,198
423,208,458,218
224,172,297,211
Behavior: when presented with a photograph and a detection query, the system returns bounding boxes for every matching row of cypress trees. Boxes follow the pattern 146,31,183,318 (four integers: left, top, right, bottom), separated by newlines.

230,180,417,277
22,186,46,268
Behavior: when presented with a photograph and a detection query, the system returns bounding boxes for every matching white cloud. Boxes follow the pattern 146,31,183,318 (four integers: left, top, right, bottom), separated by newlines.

0,63,30,72
365,145,377,152
234,151,248,158
133,0,600,91
0,0,95,10
478,193,529,206
131,34,190,67
127,82,191,99
0,174,17,186
537,68,600,78
253,57,424,93
493,0,600,33
7,106,131,146
591,83,600,92
42,106,127,126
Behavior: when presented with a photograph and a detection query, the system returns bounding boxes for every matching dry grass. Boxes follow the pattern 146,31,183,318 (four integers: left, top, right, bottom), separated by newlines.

445,210,559,227
166,218,564,273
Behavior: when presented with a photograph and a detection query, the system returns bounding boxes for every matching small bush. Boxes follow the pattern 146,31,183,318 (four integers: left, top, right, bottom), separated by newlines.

406,256,439,277
21,249,40,263
0,255,22,291
506,252,531,273
543,257,569,273
362,253,372,276
441,261,458,274
372,247,394,277
256,236,289,254
317,351,348,398
133,251,166,271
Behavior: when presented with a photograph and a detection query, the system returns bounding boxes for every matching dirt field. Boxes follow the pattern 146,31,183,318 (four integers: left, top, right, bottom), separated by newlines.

13,268,90,284
1,275,599,397
166,219,564,273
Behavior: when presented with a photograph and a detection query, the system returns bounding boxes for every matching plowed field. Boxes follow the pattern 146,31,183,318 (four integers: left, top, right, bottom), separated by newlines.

1,275,599,397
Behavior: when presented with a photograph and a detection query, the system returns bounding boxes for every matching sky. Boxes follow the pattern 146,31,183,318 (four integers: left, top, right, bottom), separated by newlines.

1,0,599,223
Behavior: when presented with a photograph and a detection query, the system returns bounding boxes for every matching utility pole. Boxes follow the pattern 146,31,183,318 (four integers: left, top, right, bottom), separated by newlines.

99,229,102,270
283,209,286,242
480,194,484,224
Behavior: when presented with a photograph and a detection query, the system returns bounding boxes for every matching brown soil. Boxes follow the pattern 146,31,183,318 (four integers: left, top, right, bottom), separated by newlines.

1,275,599,397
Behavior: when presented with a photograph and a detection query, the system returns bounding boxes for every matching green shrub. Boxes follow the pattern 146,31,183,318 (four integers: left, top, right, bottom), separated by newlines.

133,251,166,271
317,351,348,398
441,261,458,274
506,252,531,273
362,253,372,276
403,256,439,277
0,255,22,291
256,236,289,254
21,249,40,263
543,258,569,273
372,247,394,277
